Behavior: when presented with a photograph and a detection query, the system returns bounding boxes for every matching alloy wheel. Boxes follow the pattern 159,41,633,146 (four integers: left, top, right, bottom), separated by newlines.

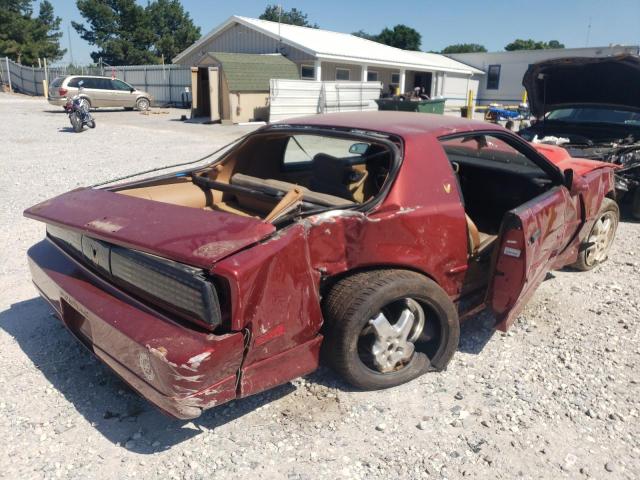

584,210,617,266
358,298,426,373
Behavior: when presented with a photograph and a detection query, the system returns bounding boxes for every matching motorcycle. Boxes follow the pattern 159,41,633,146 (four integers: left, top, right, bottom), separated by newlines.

64,81,95,132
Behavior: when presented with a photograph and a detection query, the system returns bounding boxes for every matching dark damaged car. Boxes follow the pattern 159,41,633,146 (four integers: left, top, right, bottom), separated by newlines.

25,112,619,419
520,54,640,217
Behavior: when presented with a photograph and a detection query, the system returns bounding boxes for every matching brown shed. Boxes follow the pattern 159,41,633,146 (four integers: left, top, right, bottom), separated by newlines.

192,52,299,123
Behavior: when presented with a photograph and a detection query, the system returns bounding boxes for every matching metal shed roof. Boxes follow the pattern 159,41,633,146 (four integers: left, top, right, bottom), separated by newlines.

204,52,299,91
174,16,483,75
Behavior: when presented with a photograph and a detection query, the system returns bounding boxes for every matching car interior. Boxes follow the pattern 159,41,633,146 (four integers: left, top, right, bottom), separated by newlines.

440,134,554,258
116,132,395,224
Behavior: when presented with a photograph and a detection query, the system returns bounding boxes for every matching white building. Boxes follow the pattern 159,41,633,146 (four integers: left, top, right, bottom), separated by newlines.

173,16,483,107
448,45,640,105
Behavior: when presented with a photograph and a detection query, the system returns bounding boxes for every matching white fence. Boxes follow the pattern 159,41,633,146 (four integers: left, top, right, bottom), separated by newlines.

0,57,191,107
269,79,382,122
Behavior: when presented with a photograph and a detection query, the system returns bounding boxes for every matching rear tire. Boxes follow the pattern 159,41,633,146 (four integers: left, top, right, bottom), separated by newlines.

88,120,96,129
571,198,619,271
322,269,459,390
79,97,91,110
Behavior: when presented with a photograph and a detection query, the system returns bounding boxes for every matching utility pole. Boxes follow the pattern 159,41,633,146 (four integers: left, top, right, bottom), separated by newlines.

586,17,592,47
68,22,75,65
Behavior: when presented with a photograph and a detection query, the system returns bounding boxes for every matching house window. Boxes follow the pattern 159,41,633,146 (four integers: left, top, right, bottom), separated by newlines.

487,64,501,90
336,68,350,81
366,71,378,82
301,64,315,80
391,72,400,84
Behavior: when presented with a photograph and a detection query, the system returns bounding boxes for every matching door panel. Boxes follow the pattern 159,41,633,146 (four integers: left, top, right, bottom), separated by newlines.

487,186,572,331
110,79,136,107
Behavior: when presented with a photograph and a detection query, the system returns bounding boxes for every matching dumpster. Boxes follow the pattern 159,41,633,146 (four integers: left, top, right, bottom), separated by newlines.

375,98,446,114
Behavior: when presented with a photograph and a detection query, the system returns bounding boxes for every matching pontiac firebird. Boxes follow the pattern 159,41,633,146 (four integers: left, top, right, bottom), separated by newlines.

25,112,618,419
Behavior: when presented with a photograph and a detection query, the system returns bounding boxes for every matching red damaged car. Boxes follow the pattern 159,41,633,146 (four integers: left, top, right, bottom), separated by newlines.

25,112,619,419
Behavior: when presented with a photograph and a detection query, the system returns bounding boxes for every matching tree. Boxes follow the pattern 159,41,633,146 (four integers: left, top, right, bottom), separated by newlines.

376,25,421,51
441,43,487,54
32,1,66,61
353,25,421,51
73,0,200,65
547,40,564,49
146,0,200,61
0,0,66,64
505,38,565,51
73,0,156,65
259,5,318,28
352,29,378,41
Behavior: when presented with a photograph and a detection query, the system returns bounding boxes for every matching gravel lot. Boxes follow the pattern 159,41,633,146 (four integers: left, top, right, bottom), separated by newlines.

1,93,639,480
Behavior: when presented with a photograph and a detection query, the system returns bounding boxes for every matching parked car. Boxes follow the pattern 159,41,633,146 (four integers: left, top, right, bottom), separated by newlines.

48,75,152,111
25,112,618,419
519,54,640,218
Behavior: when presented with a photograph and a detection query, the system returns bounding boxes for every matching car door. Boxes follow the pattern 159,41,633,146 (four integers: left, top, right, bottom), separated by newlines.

110,79,136,107
81,78,106,107
487,184,573,331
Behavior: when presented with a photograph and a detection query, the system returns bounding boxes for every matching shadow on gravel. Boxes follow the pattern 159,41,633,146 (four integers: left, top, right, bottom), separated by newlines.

1,296,497,452
0,297,294,454
457,311,496,355
57,127,81,133
44,108,133,114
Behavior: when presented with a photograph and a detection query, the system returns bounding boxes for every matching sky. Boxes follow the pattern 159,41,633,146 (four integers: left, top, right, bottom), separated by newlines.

40,0,640,65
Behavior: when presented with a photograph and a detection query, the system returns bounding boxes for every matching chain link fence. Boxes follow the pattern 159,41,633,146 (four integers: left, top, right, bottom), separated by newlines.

1,57,191,107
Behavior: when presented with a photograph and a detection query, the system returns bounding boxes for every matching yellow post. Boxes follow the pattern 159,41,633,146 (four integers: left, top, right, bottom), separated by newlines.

42,79,48,98
522,90,528,104
466,89,474,119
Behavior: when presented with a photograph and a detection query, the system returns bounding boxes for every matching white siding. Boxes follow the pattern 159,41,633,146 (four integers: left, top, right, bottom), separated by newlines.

176,23,315,66
269,79,382,122
449,45,640,105
442,73,477,107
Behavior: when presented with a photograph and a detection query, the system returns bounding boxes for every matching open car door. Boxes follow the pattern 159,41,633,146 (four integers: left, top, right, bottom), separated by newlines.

487,186,573,331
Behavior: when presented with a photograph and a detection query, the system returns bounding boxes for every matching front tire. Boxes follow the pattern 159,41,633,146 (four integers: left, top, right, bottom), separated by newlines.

70,112,83,132
322,269,459,390
571,197,619,271
136,97,150,111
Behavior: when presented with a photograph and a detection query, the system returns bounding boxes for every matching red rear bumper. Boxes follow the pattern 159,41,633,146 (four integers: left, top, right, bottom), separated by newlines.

27,239,245,419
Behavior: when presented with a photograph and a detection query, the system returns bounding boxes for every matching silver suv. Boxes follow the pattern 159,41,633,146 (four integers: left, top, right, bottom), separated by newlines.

48,75,152,111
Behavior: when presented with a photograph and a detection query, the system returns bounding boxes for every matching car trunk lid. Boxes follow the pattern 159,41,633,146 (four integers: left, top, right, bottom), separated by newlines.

523,54,640,117
24,188,276,269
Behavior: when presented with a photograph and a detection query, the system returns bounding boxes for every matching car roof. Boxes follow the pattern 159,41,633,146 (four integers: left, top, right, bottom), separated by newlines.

65,75,119,79
277,111,506,139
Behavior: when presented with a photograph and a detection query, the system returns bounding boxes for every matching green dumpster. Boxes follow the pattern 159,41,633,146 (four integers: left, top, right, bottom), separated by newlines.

375,98,446,114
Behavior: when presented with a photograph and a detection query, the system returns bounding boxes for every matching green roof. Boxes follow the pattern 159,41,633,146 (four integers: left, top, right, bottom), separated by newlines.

207,52,300,92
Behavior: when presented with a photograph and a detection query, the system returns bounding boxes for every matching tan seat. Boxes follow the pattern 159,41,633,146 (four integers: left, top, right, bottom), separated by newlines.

465,214,497,257
231,173,355,208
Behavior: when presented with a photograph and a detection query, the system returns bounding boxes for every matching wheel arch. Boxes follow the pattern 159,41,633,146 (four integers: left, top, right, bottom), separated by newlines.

320,264,443,301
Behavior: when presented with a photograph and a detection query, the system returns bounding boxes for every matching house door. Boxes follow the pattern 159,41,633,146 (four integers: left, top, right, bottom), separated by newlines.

413,72,432,96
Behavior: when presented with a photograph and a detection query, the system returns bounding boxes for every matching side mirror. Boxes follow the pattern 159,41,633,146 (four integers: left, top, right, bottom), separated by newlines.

130,87,135,93
349,142,369,155
564,168,588,196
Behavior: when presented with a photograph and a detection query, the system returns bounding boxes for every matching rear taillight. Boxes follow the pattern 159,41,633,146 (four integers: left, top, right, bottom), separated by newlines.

46,225,222,330
58,87,68,96
110,247,222,329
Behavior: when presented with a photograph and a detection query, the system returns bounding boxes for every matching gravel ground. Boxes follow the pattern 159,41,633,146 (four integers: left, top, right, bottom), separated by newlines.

0,93,639,480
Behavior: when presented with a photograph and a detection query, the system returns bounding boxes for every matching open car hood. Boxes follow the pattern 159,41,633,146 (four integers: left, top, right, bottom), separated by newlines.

24,188,275,269
523,54,640,117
